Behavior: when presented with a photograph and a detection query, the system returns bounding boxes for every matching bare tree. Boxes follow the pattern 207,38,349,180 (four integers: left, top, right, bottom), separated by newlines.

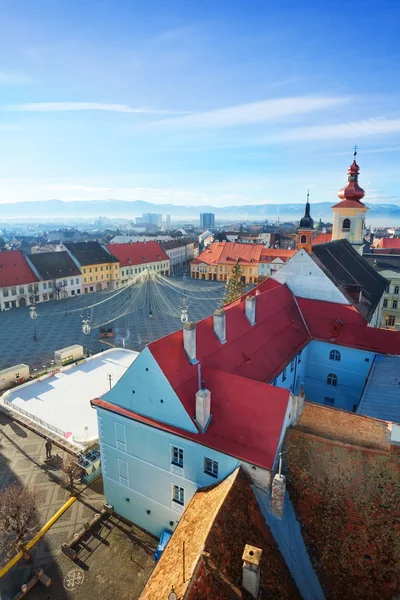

0,481,39,560
61,454,82,496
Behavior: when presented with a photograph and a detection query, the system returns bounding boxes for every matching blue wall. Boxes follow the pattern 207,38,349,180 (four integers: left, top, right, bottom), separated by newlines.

97,407,239,537
270,345,308,395
303,341,375,411
102,347,197,433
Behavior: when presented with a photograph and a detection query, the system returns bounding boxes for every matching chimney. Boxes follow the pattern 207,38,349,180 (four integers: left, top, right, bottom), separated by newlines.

183,321,197,364
245,295,256,325
195,387,211,431
242,544,262,599
213,308,226,344
271,454,286,519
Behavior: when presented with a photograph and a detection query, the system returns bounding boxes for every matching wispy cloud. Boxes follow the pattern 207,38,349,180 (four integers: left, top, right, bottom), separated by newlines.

0,68,31,85
268,117,400,143
150,96,350,129
4,102,189,114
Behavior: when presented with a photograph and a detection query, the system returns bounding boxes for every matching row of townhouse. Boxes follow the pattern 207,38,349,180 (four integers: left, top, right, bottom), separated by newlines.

0,240,175,311
190,241,295,284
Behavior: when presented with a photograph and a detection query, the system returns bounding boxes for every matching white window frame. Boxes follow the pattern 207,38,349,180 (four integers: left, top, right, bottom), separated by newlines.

324,396,335,407
329,349,341,362
171,445,184,468
204,457,218,478
327,373,338,387
172,484,184,507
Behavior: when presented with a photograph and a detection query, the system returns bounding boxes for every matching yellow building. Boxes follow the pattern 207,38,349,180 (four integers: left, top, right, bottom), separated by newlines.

64,242,120,294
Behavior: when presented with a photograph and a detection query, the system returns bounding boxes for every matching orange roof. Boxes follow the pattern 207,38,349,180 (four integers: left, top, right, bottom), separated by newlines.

193,241,263,266
106,241,168,267
0,250,38,287
312,232,332,245
332,199,367,210
260,248,297,262
376,237,400,249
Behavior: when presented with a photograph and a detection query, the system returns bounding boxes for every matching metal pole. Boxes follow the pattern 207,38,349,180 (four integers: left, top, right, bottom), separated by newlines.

33,320,37,341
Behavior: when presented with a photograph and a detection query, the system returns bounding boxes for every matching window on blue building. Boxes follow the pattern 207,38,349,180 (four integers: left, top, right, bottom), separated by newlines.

171,446,184,468
324,396,335,406
282,367,287,382
298,351,302,364
290,358,295,372
329,349,341,362
327,373,338,387
173,485,184,505
204,458,218,478
118,458,129,486
115,422,126,452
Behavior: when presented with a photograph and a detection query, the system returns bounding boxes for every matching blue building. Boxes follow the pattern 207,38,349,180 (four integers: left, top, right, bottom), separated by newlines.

92,279,400,537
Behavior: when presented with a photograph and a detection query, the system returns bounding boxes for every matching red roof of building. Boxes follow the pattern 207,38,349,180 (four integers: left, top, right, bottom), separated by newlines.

375,237,400,249
297,297,400,355
0,250,38,287
312,232,332,245
259,248,297,262
106,241,169,267
193,241,263,266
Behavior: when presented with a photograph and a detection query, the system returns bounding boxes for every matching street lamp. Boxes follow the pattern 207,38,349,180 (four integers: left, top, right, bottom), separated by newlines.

82,316,91,357
29,305,38,341
107,373,113,390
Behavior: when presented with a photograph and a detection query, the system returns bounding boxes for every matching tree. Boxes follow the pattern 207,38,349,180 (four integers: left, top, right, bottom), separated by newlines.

0,481,39,560
223,259,246,305
61,454,82,497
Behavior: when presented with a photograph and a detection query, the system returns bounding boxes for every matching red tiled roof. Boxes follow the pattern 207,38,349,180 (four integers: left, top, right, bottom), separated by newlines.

376,237,400,249
93,372,289,470
331,199,367,210
259,249,296,262
312,232,332,245
0,250,38,287
297,297,400,354
106,241,169,267
193,241,263,266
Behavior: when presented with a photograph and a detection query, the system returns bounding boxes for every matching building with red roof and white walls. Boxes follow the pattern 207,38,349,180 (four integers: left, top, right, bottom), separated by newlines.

91,271,400,540
0,250,39,311
106,241,170,285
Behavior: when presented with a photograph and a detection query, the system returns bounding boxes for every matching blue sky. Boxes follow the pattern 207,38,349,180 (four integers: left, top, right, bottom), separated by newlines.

0,0,399,207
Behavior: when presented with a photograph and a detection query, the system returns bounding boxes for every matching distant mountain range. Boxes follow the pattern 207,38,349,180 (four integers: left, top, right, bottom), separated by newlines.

1,198,400,225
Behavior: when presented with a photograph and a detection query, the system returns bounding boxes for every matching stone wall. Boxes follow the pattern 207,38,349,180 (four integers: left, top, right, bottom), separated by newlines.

297,401,391,451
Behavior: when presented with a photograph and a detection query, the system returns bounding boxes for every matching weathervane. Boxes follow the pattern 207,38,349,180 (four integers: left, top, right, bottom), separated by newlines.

353,144,358,159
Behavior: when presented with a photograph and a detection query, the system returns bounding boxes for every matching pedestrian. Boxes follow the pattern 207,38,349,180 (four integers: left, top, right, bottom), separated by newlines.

45,438,52,460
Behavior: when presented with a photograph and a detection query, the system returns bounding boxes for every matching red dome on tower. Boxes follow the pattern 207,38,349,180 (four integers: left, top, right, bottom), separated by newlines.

334,150,366,208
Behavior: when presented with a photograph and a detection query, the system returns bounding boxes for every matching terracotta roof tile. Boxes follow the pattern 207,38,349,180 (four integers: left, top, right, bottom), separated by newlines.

0,250,38,287
106,241,169,267
140,468,301,600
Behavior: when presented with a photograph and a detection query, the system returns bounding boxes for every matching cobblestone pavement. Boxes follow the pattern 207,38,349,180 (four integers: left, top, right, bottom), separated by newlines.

0,274,227,371
0,412,156,599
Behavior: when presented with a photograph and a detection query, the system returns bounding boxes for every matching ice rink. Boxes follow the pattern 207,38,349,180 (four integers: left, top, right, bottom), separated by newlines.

2,349,138,444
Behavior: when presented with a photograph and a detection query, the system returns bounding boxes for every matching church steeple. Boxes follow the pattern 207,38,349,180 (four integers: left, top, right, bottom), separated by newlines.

297,190,314,253
331,148,368,249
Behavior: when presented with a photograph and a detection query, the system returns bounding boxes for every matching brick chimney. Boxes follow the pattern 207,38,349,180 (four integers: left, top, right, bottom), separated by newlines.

213,307,226,344
242,544,262,599
183,321,197,364
245,295,256,325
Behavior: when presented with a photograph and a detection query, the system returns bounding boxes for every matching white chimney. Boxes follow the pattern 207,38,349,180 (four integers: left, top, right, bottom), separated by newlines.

213,308,226,344
245,295,256,326
242,544,262,599
183,321,197,364
195,387,211,431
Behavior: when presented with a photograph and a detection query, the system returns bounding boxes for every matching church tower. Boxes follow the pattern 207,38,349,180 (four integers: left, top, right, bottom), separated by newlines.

331,150,368,249
297,191,314,253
